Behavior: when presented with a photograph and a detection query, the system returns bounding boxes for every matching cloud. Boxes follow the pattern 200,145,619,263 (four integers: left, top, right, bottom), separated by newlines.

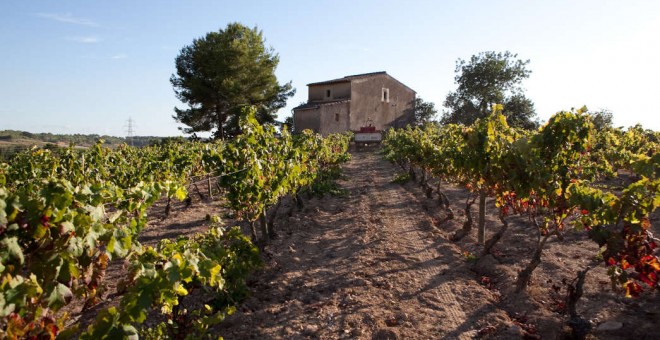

66,36,100,44
36,12,99,27
111,54,128,59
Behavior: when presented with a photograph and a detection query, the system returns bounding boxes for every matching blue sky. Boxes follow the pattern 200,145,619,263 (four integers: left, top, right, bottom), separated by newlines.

1,0,659,136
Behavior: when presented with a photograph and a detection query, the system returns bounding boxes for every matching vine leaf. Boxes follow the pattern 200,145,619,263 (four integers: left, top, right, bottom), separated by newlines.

47,283,73,310
1,237,24,265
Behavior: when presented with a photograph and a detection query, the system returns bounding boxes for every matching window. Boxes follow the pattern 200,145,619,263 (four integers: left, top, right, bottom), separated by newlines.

382,88,389,102
335,113,340,122
326,89,331,98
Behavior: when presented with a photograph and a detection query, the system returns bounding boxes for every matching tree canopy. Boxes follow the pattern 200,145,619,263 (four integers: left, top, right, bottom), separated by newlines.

282,115,294,134
411,97,438,126
441,51,539,129
588,109,614,130
171,23,295,140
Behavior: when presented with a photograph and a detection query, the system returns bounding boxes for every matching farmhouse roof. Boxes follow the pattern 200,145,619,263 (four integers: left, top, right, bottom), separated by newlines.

306,71,415,93
293,99,350,111
307,71,387,86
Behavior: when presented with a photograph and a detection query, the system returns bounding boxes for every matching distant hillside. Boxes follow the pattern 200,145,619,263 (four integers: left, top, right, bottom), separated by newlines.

0,130,166,160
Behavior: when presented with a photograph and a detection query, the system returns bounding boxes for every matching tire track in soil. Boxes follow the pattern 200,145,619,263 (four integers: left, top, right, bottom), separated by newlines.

217,150,503,339
361,155,473,339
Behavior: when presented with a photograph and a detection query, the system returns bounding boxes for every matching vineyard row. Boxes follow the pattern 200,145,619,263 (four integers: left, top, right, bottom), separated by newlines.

0,108,352,339
382,106,659,302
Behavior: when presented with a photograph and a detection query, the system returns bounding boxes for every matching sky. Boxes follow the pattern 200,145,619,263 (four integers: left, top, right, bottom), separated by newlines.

1,0,659,136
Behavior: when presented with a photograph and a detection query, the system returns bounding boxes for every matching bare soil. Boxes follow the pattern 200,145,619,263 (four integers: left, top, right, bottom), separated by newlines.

70,149,659,339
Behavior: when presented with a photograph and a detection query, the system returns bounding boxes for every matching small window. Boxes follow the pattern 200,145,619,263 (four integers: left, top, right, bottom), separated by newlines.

335,113,340,122
382,88,389,102
326,89,331,98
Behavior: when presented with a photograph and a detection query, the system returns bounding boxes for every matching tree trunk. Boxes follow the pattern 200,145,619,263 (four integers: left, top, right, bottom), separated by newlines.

477,189,487,244
515,233,551,292
424,183,434,199
421,171,432,198
567,264,595,340
436,183,455,220
295,191,304,210
217,111,226,141
165,197,172,216
437,182,445,208
259,210,269,243
193,183,205,200
267,199,282,239
451,195,476,241
482,214,509,256
207,176,213,200
249,220,258,242
408,164,416,181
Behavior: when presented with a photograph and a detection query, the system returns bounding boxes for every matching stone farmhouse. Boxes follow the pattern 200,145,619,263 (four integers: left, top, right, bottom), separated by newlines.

292,72,416,135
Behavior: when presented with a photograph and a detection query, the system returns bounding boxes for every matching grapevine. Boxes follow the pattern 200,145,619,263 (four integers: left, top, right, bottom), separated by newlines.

0,106,351,338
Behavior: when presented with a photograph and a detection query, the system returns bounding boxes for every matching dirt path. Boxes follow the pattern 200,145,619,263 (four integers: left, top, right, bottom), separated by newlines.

217,150,507,339
54,144,658,339
66,148,658,339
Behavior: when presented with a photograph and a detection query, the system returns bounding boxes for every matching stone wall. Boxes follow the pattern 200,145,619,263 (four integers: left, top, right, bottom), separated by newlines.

349,74,415,131
294,73,415,135
308,82,351,102
294,101,350,135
